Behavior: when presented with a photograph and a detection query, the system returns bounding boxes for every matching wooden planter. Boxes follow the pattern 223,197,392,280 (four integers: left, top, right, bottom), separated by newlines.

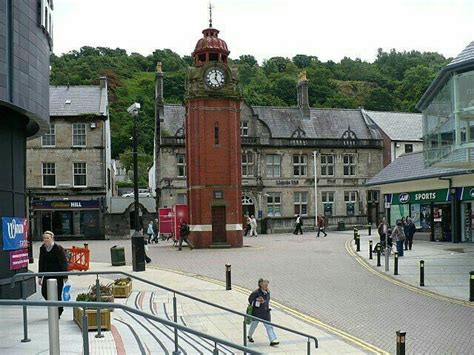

73,307,111,331
112,281,132,298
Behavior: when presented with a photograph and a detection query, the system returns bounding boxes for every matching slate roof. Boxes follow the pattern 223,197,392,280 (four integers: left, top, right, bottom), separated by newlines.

365,110,422,141
50,85,108,117
366,151,470,186
161,104,378,140
447,41,474,67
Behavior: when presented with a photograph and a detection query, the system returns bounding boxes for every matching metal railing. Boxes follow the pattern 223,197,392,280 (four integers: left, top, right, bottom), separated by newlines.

12,271,319,353
0,299,260,355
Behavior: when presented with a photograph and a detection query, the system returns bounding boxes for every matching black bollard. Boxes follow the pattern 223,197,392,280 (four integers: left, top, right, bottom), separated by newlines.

376,245,381,267
225,264,231,290
368,224,372,236
394,252,399,275
369,240,373,260
470,271,474,302
420,260,425,286
396,331,406,355
353,227,358,241
356,234,360,252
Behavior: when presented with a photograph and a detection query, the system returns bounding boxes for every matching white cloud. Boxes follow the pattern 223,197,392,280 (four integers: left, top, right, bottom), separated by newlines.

53,0,474,63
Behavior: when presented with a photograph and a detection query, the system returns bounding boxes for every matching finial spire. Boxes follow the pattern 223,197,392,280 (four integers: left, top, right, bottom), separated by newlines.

208,1,213,27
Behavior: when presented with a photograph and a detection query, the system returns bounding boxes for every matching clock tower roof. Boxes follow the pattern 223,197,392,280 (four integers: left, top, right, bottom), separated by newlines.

192,27,230,66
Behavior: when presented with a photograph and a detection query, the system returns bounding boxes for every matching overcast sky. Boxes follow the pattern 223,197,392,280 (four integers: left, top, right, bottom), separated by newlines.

54,0,474,63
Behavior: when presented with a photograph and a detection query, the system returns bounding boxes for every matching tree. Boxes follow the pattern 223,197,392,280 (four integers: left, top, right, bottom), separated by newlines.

118,147,153,188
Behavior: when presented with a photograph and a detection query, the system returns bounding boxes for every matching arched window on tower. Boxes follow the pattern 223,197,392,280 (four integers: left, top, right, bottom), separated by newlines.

214,122,219,145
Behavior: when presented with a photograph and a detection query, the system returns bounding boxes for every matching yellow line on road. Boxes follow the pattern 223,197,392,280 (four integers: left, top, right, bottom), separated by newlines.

344,239,474,308
151,265,388,354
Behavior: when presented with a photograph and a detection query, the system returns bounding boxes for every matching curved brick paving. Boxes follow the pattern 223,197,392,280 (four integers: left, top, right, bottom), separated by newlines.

51,233,474,354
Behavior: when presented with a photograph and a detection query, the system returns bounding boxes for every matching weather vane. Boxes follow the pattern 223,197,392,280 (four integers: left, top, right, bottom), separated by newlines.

208,1,214,27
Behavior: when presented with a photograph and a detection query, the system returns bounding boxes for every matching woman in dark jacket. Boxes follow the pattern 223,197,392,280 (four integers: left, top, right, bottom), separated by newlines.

38,231,68,318
247,278,279,346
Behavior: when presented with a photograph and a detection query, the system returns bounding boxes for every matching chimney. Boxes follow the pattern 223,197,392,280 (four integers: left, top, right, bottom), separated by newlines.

155,62,164,112
99,76,107,90
297,71,310,119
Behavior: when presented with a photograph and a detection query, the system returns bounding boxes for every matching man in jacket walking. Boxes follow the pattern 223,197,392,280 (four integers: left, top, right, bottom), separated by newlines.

293,214,303,235
178,221,194,250
316,215,327,237
404,217,416,250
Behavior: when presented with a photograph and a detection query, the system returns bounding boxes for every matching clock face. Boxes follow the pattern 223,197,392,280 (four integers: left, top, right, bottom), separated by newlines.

205,68,225,89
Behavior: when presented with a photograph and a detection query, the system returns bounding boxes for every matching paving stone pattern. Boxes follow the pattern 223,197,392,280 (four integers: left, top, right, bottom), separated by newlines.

41,232,474,354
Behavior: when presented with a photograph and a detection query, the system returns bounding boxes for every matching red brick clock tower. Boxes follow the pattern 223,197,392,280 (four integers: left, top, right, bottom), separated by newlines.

185,25,243,248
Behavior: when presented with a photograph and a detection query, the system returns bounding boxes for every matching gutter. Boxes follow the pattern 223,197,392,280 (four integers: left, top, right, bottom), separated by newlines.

365,170,472,187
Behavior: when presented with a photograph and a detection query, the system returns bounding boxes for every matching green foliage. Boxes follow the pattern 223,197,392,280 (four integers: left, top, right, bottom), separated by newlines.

118,147,153,188
50,46,449,159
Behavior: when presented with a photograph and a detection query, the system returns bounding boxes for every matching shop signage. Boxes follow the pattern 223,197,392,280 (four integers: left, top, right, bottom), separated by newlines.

399,193,410,203
10,249,29,270
276,180,299,186
2,217,28,251
32,200,100,209
392,189,449,205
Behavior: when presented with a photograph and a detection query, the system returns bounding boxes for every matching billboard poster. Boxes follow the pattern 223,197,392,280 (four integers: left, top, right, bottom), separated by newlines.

410,204,421,228
10,249,29,270
2,217,28,251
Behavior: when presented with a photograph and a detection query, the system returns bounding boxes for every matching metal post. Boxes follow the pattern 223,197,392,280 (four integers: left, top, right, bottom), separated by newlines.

353,227,357,241
21,279,30,342
47,279,60,355
243,320,247,354
95,277,103,338
420,260,425,286
369,240,373,260
356,234,360,252
82,310,90,355
396,331,406,355
132,107,140,232
394,252,399,275
470,271,474,302
213,342,219,355
307,337,311,355
376,245,381,267
368,224,372,236
225,264,231,290
173,293,180,355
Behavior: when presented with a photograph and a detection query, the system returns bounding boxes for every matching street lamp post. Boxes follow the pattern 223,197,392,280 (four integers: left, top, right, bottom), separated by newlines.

127,102,145,272
313,151,318,228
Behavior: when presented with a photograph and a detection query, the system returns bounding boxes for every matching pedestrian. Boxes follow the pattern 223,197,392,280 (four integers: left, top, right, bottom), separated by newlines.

244,215,251,237
152,218,159,243
38,231,68,318
178,221,194,250
404,217,416,250
293,214,303,235
139,227,152,263
316,215,327,237
392,220,405,257
249,215,258,237
377,217,389,248
146,220,154,244
247,278,279,346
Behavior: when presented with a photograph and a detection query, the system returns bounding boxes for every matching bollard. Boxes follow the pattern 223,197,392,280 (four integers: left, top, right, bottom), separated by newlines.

394,252,399,275
225,264,232,290
396,331,406,355
376,245,381,267
356,234,360,252
353,227,358,241
469,271,474,302
369,240,373,259
47,279,60,355
21,279,31,343
368,224,372,236
385,245,390,272
420,260,425,287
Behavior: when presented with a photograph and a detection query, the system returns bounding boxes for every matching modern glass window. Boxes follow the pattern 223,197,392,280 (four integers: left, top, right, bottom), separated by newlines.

73,162,87,187
320,154,335,176
265,154,281,177
343,154,356,176
404,144,413,153
42,124,56,146
241,152,255,177
177,154,186,177
72,123,86,146
266,192,281,216
240,121,249,137
293,154,307,177
42,162,56,187
294,192,308,216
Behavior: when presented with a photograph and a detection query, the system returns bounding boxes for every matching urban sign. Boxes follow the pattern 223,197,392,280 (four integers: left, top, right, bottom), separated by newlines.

32,200,100,209
392,189,449,205
276,180,299,186
399,193,410,204
2,217,28,251
10,249,29,270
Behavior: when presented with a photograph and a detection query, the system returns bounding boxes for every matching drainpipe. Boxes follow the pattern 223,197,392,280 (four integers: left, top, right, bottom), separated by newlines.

439,177,457,243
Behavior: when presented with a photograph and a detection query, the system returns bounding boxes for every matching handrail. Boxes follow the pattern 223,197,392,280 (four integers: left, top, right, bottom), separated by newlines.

12,271,318,349
0,299,261,354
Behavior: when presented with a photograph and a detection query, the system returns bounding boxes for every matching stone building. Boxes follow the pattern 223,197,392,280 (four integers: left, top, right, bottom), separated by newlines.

26,78,113,240
151,72,385,232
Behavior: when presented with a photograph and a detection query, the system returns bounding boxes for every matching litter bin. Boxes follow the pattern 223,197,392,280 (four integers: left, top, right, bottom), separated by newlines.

337,221,345,231
110,245,126,266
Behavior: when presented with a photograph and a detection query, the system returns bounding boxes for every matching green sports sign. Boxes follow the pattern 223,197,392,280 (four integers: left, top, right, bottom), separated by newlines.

391,189,450,205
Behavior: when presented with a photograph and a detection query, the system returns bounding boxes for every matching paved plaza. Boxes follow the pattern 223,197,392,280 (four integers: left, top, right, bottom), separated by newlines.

9,231,473,354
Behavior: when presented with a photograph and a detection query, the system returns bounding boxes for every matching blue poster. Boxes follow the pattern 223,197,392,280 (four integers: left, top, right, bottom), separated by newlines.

2,217,28,251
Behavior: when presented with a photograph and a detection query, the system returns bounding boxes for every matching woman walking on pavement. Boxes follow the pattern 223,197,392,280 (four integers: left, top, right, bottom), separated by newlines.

316,215,327,237
293,214,303,235
247,279,279,346
392,219,406,257
404,217,416,250
249,215,258,237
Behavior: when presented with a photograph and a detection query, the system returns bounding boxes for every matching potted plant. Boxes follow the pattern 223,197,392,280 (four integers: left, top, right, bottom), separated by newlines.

112,277,132,298
73,283,114,331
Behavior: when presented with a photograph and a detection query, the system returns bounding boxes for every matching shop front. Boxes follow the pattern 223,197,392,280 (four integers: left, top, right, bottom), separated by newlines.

459,187,474,242
32,199,104,240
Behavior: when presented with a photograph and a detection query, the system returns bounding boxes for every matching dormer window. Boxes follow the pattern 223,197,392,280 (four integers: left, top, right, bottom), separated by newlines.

209,53,218,61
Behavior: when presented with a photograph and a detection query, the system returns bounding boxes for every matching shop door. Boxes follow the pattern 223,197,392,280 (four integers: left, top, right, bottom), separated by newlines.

41,212,52,234
212,206,226,243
